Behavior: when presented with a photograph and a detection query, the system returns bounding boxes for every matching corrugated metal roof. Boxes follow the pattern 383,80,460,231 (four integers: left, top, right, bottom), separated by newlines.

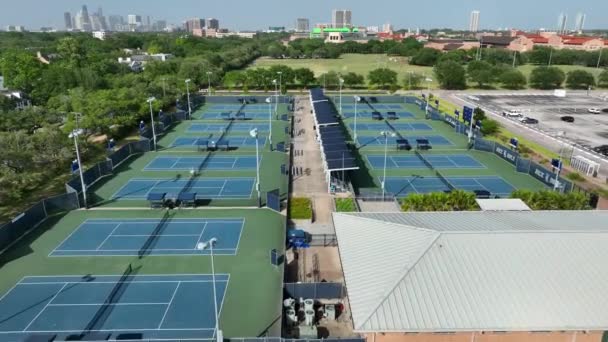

333,211,608,332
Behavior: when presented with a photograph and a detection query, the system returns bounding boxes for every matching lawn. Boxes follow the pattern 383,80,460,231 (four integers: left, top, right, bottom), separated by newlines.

249,54,436,86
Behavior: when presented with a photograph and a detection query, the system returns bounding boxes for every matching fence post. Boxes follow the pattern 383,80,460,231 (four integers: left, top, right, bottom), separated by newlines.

42,198,48,218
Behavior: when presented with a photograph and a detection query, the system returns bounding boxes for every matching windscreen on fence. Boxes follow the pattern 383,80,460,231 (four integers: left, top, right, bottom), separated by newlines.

284,282,345,299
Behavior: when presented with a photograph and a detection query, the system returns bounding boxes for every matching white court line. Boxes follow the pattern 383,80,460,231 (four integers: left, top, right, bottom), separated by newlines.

95,223,122,250
48,221,92,257
157,281,181,329
112,234,201,237
19,280,228,285
47,302,170,307
23,283,69,331
193,222,209,250
52,248,236,252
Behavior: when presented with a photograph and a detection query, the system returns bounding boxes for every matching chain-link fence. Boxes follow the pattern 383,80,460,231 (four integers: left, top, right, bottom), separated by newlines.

284,282,346,300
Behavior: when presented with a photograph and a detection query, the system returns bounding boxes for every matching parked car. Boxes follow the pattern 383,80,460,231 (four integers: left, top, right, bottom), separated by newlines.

519,117,539,124
503,110,523,118
588,108,601,114
561,116,575,123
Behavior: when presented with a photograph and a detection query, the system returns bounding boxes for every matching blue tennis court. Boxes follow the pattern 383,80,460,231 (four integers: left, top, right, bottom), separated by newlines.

343,111,415,119
357,135,453,146
366,154,485,169
199,111,269,120
0,274,227,341
187,123,269,133
51,218,243,256
112,178,254,200
349,122,432,131
144,155,258,171
383,175,515,197
170,136,266,148
342,104,403,110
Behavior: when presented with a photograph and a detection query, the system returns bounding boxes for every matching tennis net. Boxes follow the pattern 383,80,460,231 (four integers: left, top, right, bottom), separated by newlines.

435,170,456,191
138,211,171,258
83,263,134,332
415,151,434,170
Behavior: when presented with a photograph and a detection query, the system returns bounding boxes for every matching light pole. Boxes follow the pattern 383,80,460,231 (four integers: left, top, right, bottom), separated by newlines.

272,79,278,116
598,49,604,69
407,71,413,90
250,128,261,206
206,71,213,94
147,97,157,151
69,115,87,208
161,78,166,98
424,77,432,117
185,79,192,120
339,78,344,116
554,132,566,192
354,96,361,142
468,113,475,144
548,47,553,66
380,131,396,199
277,71,283,103
265,97,273,148
196,238,222,342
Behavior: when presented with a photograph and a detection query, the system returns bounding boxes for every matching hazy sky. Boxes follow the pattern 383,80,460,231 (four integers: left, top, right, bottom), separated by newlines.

1,0,606,31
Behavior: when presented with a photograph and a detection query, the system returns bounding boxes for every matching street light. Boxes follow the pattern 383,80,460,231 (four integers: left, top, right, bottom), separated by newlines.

277,71,283,107
380,131,396,199
265,97,273,148
161,78,166,97
185,79,192,120
339,78,344,116
250,128,261,206
353,96,361,142
69,115,87,208
272,79,278,116
424,77,432,117
196,238,222,342
206,71,213,94
554,131,566,192
147,97,157,151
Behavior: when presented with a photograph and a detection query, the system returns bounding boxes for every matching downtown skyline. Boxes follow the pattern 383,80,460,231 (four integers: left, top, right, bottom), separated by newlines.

1,0,606,32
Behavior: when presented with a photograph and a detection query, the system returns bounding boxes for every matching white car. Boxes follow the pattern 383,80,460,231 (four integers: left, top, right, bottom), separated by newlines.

588,108,601,114
503,110,523,118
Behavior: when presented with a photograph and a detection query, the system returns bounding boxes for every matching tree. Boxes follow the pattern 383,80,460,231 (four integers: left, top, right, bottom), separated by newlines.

268,65,295,86
529,66,565,89
410,48,441,66
294,68,315,88
222,70,247,89
511,189,590,210
500,69,527,89
0,50,44,94
403,72,424,90
434,60,467,89
316,71,340,89
467,60,498,87
401,190,479,211
599,69,608,88
368,68,398,88
565,69,596,89
56,37,85,68
341,72,365,88
473,107,486,122
480,118,500,136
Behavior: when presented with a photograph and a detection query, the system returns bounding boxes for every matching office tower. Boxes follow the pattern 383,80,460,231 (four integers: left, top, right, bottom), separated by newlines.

146,16,151,29
128,14,143,31
575,12,586,33
80,5,91,31
558,13,568,34
153,20,167,31
296,18,309,32
383,23,393,33
344,10,352,27
469,10,480,32
108,15,123,31
185,18,205,32
332,10,352,28
206,18,219,30
64,12,72,30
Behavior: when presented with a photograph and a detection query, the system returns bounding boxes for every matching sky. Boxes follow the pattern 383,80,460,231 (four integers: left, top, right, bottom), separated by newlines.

1,0,607,31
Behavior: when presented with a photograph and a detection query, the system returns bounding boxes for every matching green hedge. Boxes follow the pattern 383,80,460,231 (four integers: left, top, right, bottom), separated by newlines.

289,197,312,219
335,198,357,212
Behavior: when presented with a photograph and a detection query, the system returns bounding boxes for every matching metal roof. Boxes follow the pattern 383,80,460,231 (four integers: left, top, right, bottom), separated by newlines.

333,211,608,332
475,198,531,211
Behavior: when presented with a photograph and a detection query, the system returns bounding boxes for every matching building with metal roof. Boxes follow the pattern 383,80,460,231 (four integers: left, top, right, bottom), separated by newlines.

332,211,608,341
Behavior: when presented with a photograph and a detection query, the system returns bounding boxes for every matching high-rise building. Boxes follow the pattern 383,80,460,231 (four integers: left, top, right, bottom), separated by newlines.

558,13,568,34
185,18,205,32
382,23,393,33
332,9,352,28
80,5,92,31
64,12,72,30
206,18,219,30
344,10,352,27
128,14,143,31
108,15,123,31
296,18,309,32
153,20,167,32
574,12,586,33
469,10,480,32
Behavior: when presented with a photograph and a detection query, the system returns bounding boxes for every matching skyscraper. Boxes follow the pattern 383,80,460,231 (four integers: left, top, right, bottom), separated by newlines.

108,15,124,31
128,14,143,31
558,13,568,34
332,10,352,28
469,10,480,32
296,18,309,32
185,18,205,32
206,18,219,30
64,12,72,30
80,5,92,31
575,12,586,33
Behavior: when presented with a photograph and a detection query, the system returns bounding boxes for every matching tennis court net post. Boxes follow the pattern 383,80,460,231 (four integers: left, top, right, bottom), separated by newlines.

415,150,434,170
435,170,456,191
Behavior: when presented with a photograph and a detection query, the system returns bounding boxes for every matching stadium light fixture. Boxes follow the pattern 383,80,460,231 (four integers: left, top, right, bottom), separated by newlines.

147,97,157,151
380,131,397,200
265,97,272,147
339,78,345,115
185,79,192,120
206,71,212,94
250,128,261,206
354,96,361,141
68,115,87,208
196,238,222,342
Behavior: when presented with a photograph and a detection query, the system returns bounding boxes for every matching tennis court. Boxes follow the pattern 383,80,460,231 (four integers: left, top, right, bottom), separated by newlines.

383,175,515,197
169,136,266,148
199,112,270,120
186,123,269,134
51,218,243,257
366,154,485,170
357,135,453,146
112,178,254,200
349,122,433,132
343,111,415,119
0,274,227,341
144,155,258,171
342,104,403,110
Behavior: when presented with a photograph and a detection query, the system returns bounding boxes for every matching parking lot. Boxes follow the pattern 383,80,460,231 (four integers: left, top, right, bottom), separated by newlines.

463,94,608,149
